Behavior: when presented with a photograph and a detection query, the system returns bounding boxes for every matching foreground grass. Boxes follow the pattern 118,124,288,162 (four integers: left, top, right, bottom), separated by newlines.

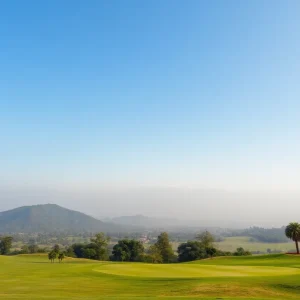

0,254,300,299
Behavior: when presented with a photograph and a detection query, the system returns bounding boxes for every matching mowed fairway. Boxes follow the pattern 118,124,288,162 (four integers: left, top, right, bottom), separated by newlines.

1,254,300,300
96,262,300,278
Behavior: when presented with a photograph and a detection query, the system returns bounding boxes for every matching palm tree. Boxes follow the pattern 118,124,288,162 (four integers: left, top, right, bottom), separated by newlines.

285,222,300,254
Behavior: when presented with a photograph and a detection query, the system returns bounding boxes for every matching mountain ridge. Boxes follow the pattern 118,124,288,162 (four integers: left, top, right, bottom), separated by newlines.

0,204,122,233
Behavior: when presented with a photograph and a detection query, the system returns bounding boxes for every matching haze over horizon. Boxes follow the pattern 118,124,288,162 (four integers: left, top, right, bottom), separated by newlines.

1,186,299,228
1,1,300,227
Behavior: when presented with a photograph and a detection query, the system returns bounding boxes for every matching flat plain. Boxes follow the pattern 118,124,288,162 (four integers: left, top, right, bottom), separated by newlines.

216,236,294,253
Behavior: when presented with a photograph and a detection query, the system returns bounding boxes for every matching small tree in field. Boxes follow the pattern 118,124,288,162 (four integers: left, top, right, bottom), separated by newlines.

285,222,300,254
233,247,251,256
48,251,57,263
58,252,65,263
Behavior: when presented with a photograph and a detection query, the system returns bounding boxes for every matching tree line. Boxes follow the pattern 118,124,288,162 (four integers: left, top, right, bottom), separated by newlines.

47,231,252,263
64,232,176,263
239,226,289,243
1,221,299,261
46,222,300,262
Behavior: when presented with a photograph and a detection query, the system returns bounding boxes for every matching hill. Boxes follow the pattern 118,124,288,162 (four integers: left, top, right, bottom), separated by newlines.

0,204,121,234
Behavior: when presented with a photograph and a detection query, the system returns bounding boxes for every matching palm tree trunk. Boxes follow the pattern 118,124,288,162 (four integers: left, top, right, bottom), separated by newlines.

296,240,299,254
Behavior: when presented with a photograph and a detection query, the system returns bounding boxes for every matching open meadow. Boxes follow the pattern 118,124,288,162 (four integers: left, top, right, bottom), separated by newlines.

1,254,300,300
216,236,294,253
170,236,294,254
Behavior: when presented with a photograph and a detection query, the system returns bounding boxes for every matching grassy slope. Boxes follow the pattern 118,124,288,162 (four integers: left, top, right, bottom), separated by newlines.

0,254,300,300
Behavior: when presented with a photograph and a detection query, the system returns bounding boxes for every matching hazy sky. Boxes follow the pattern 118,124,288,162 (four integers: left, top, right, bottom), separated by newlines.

1,1,300,222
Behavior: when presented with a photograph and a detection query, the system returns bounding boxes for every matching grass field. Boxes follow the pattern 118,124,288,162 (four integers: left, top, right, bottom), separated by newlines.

170,236,294,254
1,254,300,300
215,236,294,253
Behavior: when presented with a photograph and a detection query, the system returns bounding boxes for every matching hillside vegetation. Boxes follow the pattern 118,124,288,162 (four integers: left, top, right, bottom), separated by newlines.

0,204,120,233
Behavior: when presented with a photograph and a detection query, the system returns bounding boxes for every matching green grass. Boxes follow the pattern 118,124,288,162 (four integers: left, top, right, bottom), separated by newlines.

1,254,300,300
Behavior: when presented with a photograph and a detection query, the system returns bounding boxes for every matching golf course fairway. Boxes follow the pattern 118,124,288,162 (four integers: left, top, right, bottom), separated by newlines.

1,254,300,299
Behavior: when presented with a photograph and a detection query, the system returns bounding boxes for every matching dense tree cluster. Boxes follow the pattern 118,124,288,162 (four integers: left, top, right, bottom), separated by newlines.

64,231,176,263
0,236,13,255
65,233,110,260
48,244,65,263
111,239,144,261
177,231,253,262
178,231,218,262
178,241,207,262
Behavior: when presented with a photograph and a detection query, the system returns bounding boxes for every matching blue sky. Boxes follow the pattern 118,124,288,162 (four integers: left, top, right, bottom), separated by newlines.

1,0,300,192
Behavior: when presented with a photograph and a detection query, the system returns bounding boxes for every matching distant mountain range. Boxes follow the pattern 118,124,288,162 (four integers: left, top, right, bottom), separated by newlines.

1,204,275,235
105,214,180,228
0,204,184,234
0,204,122,234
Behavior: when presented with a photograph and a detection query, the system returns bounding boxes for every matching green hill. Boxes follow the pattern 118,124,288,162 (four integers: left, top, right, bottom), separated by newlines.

0,204,121,233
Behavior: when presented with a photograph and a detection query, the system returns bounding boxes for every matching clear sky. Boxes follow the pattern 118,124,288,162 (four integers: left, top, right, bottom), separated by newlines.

1,1,300,219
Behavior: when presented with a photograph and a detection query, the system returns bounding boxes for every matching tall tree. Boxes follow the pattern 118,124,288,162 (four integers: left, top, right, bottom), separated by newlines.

90,233,110,260
0,236,13,255
196,231,214,249
155,232,175,263
285,222,300,254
